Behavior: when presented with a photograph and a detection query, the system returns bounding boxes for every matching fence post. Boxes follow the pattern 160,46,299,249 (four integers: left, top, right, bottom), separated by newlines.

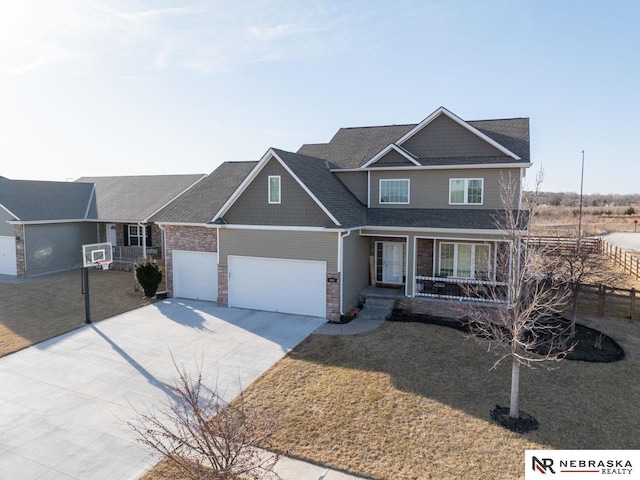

597,284,606,317
631,288,637,323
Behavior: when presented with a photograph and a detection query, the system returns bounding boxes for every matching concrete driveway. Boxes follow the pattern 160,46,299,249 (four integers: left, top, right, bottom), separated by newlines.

601,232,640,252
0,300,326,479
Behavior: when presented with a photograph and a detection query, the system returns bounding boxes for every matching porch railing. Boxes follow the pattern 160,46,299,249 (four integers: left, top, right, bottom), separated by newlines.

113,245,162,263
415,275,509,303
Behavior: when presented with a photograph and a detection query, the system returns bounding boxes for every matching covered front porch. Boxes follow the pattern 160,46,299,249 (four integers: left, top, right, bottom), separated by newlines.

99,222,163,270
366,235,510,304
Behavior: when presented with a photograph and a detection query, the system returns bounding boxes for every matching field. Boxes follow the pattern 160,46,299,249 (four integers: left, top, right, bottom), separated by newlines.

531,205,639,236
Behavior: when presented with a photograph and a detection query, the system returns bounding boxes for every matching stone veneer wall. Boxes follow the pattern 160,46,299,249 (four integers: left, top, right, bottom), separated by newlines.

164,225,217,296
396,297,499,320
15,224,26,278
326,272,340,323
415,238,434,277
217,264,228,307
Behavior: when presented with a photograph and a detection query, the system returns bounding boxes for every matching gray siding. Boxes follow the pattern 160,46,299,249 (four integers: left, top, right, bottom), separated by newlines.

0,209,14,236
341,232,370,313
334,171,367,205
371,149,415,167
24,222,98,276
224,158,333,227
369,168,521,209
403,114,504,158
219,229,339,272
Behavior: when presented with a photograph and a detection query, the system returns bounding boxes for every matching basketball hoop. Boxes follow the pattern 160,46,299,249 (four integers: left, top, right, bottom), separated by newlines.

96,259,112,271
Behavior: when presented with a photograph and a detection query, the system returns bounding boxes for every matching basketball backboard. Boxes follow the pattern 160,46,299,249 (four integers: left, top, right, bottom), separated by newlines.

82,242,113,269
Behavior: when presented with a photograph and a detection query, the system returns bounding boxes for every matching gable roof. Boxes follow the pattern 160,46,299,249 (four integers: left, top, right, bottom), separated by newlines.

76,174,205,222
0,177,95,222
270,149,366,228
213,149,366,228
297,108,530,169
298,124,415,169
153,162,257,224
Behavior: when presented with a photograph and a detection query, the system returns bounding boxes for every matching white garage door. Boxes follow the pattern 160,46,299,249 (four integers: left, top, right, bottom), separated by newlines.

0,236,17,276
173,251,218,301
228,256,326,318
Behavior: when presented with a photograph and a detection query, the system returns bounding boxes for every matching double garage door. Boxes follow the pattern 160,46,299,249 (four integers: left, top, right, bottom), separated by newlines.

172,252,327,318
228,256,327,318
0,236,17,276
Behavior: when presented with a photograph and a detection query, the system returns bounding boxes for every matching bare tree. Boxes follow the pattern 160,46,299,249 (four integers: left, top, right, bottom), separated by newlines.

555,228,621,337
127,358,280,480
463,171,574,423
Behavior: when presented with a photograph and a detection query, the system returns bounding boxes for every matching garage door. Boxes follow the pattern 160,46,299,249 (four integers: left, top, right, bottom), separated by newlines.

173,251,218,301
0,236,17,276
228,256,326,318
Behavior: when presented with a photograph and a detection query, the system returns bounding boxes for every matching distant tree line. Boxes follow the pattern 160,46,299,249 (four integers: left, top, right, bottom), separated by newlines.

526,191,640,208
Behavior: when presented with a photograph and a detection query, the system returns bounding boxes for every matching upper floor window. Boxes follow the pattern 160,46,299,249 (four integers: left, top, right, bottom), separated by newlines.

268,175,281,204
380,179,409,204
449,178,483,205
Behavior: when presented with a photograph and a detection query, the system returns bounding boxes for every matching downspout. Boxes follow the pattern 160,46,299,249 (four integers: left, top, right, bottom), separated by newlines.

339,229,352,317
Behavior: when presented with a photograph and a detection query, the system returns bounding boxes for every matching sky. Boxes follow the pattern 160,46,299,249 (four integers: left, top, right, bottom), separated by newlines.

0,0,638,194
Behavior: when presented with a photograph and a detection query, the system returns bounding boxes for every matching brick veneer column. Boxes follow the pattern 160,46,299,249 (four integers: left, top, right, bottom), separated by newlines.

14,224,26,278
218,264,228,307
326,272,340,323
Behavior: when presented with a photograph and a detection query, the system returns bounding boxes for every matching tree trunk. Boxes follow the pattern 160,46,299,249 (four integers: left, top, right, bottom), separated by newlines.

570,283,580,337
509,359,520,419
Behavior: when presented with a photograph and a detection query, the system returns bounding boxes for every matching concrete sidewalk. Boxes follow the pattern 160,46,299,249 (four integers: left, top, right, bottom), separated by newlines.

0,300,369,479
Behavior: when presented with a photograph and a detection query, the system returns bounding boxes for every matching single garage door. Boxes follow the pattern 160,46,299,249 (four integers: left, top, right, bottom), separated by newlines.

228,256,326,318
173,251,218,301
0,236,17,276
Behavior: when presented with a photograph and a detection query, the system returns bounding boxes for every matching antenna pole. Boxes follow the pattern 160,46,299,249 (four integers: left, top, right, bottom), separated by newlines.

578,150,585,251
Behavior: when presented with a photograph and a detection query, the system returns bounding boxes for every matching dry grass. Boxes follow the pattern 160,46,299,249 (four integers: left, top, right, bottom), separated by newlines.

532,206,639,236
0,269,155,357
238,316,640,480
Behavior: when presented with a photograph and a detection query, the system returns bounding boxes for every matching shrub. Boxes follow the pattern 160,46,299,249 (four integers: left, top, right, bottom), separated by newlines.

625,206,636,215
135,257,163,298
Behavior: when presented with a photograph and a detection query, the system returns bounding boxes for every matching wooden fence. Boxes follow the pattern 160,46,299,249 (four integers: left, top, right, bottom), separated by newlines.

577,283,638,322
528,236,602,254
601,240,640,281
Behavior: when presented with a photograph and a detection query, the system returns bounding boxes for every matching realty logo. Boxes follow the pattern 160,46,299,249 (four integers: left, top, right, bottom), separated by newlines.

533,457,556,474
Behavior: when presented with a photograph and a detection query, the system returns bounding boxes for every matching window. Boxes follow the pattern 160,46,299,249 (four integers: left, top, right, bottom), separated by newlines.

268,176,280,204
379,179,409,204
438,242,491,279
449,178,483,205
128,225,144,246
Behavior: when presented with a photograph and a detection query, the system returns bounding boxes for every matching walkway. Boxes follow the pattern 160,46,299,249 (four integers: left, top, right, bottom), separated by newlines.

0,300,368,479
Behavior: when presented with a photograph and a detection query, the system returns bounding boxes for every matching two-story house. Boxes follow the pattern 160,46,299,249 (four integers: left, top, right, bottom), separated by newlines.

154,107,531,322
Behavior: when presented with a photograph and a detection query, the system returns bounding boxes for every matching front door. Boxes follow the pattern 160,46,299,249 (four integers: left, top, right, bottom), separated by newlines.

106,224,117,246
382,242,404,284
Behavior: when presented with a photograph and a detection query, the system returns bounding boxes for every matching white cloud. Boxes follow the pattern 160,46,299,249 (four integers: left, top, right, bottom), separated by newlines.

0,0,356,78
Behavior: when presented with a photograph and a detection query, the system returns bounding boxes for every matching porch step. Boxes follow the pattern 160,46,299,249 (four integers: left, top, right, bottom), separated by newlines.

358,297,396,321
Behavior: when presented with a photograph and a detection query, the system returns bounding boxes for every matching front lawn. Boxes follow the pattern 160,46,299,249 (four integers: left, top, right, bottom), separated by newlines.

238,315,640,479
0,269,155,357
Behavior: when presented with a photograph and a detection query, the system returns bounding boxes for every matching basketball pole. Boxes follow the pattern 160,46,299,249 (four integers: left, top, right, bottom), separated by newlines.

83,267,91,324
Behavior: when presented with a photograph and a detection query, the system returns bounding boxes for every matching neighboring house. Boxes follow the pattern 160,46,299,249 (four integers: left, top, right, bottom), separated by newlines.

0,177,97,277
156,107,531,322
76,174,205,271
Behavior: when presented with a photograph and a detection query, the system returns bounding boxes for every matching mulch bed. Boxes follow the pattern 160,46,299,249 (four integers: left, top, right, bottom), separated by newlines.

388,310,625,363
